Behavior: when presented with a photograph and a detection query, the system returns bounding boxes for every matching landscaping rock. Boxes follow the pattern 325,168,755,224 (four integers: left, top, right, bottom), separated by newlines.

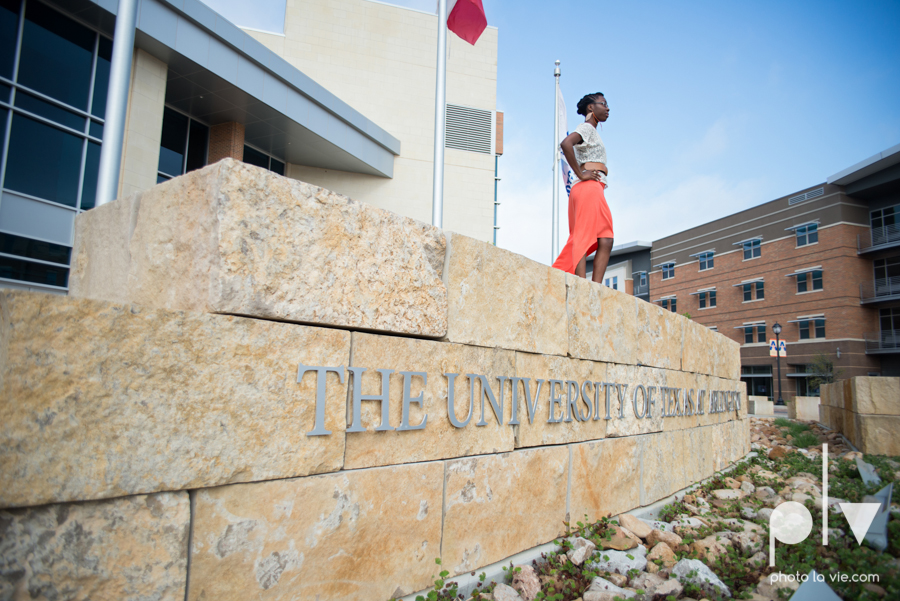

691,534,732,563
712,489,748,500
733,531,763,556
650,578,684,600
619,513,652,539
741,505,758,519
492,583,525,601
673,558,732,598
639,518,673,532
631,572,666,596
583,576,636,601
741,480,756,494
567,537,597,566
511,565,541,601
748,551,767,567
646,529,682,548
589,546,648,575
756,572,799,599
724,477,741,489
768,447,788,459
601,525,641,550
757,508,774,522
647,542,677,568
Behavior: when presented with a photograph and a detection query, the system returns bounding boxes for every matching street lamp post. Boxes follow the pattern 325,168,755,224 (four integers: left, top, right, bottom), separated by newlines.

773,322,784,405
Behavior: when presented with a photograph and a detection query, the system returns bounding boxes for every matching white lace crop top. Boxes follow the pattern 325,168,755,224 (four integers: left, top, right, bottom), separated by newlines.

573,122,607,184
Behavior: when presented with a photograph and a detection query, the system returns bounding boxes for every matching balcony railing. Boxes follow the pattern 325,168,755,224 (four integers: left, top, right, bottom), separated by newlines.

633,281,649,296
865,329,900,354
860,276,900,304
858,224,900,254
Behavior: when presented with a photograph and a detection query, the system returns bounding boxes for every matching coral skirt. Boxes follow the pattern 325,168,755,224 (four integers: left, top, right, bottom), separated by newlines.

552,181,614,274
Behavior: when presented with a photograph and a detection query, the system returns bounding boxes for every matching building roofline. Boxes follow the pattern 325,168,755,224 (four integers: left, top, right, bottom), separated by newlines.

827,143,900,186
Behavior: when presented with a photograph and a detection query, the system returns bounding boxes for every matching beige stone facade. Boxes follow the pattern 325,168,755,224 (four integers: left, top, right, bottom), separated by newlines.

118,49,167,199
1,162,749,599
820,377,900,454
246,0,499,241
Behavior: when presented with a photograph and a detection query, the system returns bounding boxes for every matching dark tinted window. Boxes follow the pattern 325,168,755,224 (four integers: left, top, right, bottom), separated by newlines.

185,120,208,173
271,158,285,176
0,255,68,286
91,36,112,118
158,107,188,176
5,114,83,206
80,141,101,210
15,91,85,130
243,145,269,169
19,1,95,110
89,120,103,139
0,0,19,80
0,232,70,264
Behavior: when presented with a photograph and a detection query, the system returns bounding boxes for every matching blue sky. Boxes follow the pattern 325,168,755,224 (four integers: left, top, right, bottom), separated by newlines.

203,0,900,265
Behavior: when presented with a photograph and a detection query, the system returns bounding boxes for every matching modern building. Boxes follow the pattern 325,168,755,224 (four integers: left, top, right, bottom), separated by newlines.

0,0,500,295
648,144,900,402
592,240,651,298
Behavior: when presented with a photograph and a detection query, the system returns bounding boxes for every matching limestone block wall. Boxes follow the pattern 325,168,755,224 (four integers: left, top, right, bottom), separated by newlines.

820,377,900,455
1,161,749,601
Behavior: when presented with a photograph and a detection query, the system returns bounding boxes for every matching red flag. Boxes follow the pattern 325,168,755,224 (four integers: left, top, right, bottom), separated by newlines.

447,0,487,45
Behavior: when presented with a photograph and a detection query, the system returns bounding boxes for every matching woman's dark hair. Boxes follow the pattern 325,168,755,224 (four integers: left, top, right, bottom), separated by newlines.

576,92,605,116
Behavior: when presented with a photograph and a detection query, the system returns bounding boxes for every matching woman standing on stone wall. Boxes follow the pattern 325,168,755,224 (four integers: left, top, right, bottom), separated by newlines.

552,92,614,282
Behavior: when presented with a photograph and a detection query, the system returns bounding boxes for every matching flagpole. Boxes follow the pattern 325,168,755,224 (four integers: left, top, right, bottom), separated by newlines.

432,0,448,228
552,60,560,261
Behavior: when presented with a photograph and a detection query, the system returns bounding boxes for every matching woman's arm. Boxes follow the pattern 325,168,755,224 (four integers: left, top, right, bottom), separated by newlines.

560,132,602,182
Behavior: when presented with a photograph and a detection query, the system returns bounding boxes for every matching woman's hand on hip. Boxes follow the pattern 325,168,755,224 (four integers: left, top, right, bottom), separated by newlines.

579,169,603,182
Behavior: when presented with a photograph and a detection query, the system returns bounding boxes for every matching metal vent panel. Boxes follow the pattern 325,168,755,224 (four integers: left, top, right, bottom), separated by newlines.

788,187,825,206
446,104,493,154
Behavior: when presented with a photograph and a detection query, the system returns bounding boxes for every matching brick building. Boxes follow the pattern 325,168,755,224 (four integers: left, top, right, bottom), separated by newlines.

648,144,900,402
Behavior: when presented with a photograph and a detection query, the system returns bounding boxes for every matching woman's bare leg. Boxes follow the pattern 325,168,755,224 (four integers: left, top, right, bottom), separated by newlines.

575,255,587,278
591,238,614,283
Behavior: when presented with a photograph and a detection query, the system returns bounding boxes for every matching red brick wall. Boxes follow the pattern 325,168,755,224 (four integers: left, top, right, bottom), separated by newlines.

208,122,245,164
649,223,879,344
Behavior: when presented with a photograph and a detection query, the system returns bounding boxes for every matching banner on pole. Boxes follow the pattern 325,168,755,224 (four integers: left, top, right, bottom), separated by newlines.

556,85,577,197
769,339,787,357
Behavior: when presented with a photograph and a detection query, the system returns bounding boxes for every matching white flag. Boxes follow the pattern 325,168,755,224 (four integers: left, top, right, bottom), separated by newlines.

556,86,577,196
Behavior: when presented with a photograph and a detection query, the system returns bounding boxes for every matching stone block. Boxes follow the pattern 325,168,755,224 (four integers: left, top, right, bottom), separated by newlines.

850,377,900,415
445,234,567,354
512,352,607,449
716,333,742,380
189,462,443,601
605,364,667,438
344,333,515,469
857,415,900,456
442,447,568,576
635,298,683,370
0,491,188,600
0,291,349,508
684,425,715,484
71,159,448,338
842,379,854,412
749,396,774,416
570,437,640,521
566,275,637,365
789,396,820,421
641,430,688,505
681,319,712,377
661,370,704,432
845,409,858,447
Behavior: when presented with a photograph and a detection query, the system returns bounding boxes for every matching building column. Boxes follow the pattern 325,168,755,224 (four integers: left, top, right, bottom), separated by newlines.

208,123,245,163
118,49,167,200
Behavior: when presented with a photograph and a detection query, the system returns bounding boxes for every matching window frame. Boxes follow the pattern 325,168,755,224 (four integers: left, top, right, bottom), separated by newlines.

796,223,818,247
743,239,761,260
661,262,675,280
698,251,714,271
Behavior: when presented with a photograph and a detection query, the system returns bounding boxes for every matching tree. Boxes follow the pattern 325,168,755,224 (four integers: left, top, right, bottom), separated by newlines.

808,352,843,391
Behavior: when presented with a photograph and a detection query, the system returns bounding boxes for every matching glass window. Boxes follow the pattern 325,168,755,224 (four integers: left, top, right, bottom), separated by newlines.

91,36,112,118
18,1,95,110
612,275,617,290
709,290,716,307
744,327,753,344
743,283,752,302
15,91,85,130
812,270,823,291
662,263,674,280
758,324,766,343
186,120,208,173
796,223,818,246
89,120,103,139
0,255,68,286
0,232,71,264
798,273,808,293
881,308,899,333
243,145,269,169
0,0,19,80
699,293,706,309
271,158,285,176
661,298,676,312
0,82,10,102
756,281,764,300
799,321,810,340
5,113,83,207
640,273,647,287
743,239,761,260
80,141,101,210
158,106,189,177
671,297,676,312
815,319,826,338
699,252,714,270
